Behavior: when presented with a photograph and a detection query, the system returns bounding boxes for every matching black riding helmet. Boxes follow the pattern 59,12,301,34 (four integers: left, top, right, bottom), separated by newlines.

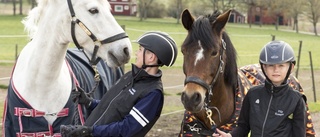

135,31,178,67
259,40,296,65
259,40,296,85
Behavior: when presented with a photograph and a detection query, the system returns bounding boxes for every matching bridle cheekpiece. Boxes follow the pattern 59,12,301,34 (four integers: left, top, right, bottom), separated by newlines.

67,0,128,65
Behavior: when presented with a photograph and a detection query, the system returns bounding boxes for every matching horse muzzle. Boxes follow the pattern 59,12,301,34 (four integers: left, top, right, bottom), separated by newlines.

181,89,205,113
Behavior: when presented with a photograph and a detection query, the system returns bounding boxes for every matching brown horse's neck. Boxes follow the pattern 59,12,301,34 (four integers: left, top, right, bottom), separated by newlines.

197,78,235,129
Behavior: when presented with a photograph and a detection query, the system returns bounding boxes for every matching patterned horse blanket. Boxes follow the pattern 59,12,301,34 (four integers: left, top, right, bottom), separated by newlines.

2,48,123,137
180,64,316,137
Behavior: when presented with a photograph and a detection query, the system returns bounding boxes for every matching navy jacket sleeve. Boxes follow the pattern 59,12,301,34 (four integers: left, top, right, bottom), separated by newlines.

88,99,100,110
91,89,163,137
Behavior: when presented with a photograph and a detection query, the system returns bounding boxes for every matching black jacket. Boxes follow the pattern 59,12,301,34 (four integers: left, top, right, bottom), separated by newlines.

84,64,163,137
231,80,306,137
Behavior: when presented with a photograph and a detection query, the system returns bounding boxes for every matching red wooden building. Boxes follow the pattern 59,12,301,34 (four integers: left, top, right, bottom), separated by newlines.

228,10,245,23
108,0,137,16
247,6,290,25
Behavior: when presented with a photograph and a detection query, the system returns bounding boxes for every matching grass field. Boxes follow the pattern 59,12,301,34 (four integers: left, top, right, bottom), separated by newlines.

1,14,319,103
1,15,320,70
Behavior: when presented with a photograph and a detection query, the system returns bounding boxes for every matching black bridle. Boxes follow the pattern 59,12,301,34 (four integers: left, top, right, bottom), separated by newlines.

184,39,226,104
67,0,128,65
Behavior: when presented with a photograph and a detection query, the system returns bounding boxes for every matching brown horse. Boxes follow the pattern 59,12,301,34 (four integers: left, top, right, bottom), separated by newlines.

179,9,315,137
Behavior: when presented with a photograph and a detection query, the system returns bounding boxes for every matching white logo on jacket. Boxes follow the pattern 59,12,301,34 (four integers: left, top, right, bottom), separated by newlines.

255,99,260,104
275,110,284,116
129,88,136,95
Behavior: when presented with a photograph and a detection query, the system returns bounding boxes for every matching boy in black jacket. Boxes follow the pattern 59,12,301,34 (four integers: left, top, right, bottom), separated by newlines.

60,31,178,137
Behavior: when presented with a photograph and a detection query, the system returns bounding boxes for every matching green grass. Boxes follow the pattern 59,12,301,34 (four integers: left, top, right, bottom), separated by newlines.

0,15,320,111
1,15,320,69
0,15,29,60
308,102,320,113
0,84,8,89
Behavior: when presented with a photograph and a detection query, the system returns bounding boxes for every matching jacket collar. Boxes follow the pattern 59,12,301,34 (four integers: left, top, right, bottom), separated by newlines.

264,79,289,96
131,64,162,81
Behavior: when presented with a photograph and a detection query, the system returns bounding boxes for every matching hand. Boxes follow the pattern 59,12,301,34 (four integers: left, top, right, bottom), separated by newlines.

212,129,232,137
71,86,93,108
60,125,93,137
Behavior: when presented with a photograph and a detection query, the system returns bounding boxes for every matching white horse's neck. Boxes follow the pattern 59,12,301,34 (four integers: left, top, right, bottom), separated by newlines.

10,0,132,126
12,8,72,124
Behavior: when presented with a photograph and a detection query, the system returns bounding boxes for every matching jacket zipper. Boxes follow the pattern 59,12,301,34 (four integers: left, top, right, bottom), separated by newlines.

93,82,131,125
261,86,273,137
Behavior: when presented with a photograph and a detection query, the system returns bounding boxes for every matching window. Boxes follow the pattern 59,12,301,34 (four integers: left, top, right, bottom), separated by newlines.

114,5,123,12
124,5,129,10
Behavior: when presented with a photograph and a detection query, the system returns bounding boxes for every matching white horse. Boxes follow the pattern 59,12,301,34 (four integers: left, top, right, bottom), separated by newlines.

3,0,132,136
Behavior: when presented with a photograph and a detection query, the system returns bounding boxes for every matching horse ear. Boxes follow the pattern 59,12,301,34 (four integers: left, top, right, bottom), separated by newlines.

213,9,232,33
181,9,194,30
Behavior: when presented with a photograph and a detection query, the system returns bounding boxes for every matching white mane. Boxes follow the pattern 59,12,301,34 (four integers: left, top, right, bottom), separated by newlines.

22,0,49,39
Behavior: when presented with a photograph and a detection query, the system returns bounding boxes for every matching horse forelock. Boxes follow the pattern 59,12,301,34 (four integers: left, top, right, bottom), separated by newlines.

190,16,216,51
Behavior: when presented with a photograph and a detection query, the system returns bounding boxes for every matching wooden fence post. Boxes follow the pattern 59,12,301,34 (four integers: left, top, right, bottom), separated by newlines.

296,41,302,78
309,51,316,102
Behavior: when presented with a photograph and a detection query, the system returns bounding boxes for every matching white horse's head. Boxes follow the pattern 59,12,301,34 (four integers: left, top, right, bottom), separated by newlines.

23,0,132,67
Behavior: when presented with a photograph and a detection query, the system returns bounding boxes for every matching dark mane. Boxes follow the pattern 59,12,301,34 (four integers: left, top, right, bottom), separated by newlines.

222,32,238,88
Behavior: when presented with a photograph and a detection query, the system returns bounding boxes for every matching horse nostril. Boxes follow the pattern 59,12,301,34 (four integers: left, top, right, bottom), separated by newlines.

123,47,129,57
193,92,201,105
181,92,186,102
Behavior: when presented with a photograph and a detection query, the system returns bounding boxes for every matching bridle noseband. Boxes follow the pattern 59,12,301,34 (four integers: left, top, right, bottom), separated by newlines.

67,0,128,65
184,39,226,126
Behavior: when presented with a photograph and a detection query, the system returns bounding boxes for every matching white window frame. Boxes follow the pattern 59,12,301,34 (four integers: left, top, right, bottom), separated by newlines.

114,5,123,12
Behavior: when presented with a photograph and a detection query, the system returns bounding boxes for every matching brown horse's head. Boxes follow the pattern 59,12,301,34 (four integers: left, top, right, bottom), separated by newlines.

180,9,238,126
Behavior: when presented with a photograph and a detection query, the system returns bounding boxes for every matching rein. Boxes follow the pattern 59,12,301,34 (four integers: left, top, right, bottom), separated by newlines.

184,39,226,128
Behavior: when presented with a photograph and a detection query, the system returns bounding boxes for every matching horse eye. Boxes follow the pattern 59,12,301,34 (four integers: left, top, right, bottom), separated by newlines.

211,51,218,56
89,8,99,14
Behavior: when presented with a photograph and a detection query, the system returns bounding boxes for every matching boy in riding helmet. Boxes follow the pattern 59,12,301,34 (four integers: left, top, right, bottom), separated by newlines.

60,31,178,137
213,40,307,137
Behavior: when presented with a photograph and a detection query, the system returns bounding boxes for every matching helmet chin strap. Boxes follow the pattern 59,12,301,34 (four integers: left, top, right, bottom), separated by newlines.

282,62,293,85
141,49,162,69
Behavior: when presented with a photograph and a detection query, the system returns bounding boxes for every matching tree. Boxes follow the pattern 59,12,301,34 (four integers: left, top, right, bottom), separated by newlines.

262,0,290,30
19,0,22,15
176,0,182,24
206,0,237,12
240,0,262,28
306,0,320,36
137,0,154,21
167,0,188,24
288,0,305,33
210,0,219,11
31,0,36,8
13,0,16,15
